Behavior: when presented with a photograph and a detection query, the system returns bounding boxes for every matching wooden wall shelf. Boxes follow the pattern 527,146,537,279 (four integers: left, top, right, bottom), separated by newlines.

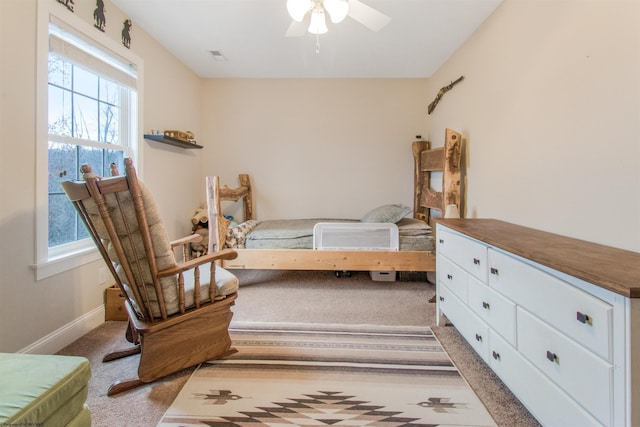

144,134,203,149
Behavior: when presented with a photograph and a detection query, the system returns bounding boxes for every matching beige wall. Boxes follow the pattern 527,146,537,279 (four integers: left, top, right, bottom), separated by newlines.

0,0,202,353
426,0,639,252
199,79,428,221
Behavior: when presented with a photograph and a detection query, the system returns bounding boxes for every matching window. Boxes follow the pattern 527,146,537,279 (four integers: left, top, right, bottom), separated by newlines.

35,5,142,279
47,51,130,248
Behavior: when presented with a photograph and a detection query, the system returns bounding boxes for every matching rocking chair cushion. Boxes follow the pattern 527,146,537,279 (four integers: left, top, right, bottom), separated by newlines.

125,264,239,317
181,265,239,305
82,182,175,317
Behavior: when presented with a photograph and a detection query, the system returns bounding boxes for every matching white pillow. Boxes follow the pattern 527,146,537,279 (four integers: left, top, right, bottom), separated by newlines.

361,204,412,223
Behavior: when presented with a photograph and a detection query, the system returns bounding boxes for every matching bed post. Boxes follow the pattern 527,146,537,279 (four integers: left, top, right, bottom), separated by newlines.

412,140,430,223
238,174,253,221
206,176,230,254
413,129,462,224
442,129,462,215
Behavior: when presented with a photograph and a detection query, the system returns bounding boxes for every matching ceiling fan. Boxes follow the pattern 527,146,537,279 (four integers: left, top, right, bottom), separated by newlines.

285,0,391,37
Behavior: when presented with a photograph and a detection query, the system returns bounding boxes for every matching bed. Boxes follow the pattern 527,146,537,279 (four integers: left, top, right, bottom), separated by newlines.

206,128,462,273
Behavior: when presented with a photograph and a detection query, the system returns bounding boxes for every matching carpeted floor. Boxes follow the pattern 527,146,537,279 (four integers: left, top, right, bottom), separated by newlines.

57,269,540,426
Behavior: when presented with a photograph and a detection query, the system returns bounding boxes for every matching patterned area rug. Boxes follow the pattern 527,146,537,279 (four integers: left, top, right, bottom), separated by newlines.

157,322,497,427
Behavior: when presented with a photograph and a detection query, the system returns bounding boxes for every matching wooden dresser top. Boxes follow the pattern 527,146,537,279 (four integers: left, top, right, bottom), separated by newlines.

436,219,640,298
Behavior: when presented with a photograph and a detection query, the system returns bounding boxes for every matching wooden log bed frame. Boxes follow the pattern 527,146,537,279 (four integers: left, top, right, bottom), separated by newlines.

206,128,462,273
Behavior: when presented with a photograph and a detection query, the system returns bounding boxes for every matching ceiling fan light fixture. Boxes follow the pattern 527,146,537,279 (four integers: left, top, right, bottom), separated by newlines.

287,0,312,22
323,0,349,23
308,7,328,34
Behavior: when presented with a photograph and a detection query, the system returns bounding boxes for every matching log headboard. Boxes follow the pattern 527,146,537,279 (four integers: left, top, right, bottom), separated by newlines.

413,128,462,224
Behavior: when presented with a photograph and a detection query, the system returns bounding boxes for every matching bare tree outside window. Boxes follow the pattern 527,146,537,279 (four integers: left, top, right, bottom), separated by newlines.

48,53,130,248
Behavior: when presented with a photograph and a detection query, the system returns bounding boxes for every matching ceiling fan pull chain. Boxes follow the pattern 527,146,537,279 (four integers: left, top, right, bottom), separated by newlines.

316,34,321,54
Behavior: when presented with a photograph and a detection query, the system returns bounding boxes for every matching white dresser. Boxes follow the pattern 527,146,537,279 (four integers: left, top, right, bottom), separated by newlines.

435,219,640,427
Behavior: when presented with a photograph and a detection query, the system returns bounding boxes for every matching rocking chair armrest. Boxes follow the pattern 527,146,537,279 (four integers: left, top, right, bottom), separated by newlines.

157,248,238,278
170,233,203,249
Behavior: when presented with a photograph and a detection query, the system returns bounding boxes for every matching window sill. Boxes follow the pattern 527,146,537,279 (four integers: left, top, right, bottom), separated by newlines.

33,246,102,280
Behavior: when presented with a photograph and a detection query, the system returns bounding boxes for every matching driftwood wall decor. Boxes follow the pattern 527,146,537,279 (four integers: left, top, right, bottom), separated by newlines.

428,76,464,114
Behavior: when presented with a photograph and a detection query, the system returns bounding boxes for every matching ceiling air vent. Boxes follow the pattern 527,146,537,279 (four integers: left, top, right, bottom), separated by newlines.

210,50,227,62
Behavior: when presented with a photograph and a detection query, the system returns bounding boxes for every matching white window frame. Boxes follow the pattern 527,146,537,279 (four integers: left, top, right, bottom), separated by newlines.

34,1,144,280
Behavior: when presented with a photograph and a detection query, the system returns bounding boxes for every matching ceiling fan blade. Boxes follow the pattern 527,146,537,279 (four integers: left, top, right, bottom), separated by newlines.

285,19,308,37
348,0,391,32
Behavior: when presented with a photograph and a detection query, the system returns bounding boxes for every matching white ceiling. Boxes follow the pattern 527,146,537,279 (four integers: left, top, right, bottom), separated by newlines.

110,0,503,79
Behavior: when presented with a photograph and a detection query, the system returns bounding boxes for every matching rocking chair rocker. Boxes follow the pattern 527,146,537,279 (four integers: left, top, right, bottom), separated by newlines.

62,158,239,396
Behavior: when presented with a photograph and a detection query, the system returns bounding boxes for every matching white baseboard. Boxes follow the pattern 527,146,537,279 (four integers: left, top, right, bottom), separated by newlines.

19,305,105,354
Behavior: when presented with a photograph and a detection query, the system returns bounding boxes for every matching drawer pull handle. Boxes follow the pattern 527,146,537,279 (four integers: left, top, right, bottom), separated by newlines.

473,258,481,265
546,351,559,364
482,301,490,310
492,351,501,361
475,334,483,342
576,311,592,325
490,267,499,275
447,274,453,280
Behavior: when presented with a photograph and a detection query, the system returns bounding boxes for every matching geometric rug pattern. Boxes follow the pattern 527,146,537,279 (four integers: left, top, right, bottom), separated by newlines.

157,322,497,427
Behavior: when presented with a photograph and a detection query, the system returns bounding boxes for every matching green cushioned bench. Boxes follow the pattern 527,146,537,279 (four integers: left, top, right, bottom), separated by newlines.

0,353,91,426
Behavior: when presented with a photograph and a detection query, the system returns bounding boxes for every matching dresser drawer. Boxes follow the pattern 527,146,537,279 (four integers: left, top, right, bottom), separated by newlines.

489,249,613,361
437,255,468,302
468,276,516,345
437,228,487,283
517,308,612,426
439,284,490,362
489,330,602,427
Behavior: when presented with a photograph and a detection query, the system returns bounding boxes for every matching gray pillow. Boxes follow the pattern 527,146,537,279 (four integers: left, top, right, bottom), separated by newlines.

361,204,412,223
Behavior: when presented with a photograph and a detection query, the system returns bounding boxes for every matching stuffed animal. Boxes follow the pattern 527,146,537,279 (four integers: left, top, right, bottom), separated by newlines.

191,208,208,226
190,225,209,258
190,208,209,258
189,209,239,257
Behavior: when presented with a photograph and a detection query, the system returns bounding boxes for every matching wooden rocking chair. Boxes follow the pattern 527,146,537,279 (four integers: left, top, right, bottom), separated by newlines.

61,158,240,396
